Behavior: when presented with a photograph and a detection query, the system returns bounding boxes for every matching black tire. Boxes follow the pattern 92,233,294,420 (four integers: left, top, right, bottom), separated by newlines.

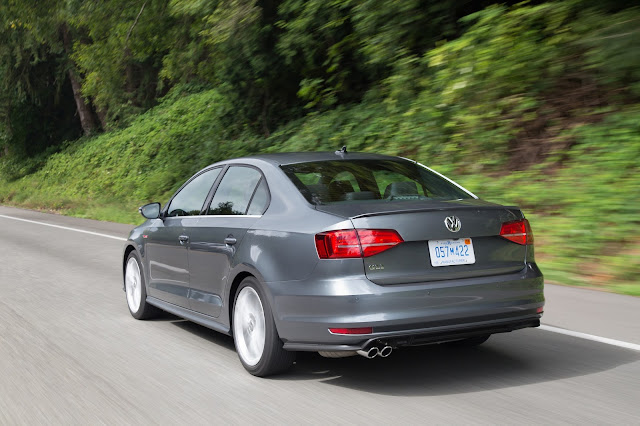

232,277,296,377
124,251,160,320
446,334,491,347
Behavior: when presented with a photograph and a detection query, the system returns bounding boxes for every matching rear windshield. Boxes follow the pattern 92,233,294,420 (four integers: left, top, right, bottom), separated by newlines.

281,160,472,205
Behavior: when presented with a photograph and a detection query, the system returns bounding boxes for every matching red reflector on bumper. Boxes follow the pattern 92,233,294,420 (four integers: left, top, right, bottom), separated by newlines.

329,327,373,335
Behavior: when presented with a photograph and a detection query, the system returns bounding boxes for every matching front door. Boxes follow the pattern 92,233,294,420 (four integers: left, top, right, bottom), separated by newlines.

146,167,222,308
145,217,192,307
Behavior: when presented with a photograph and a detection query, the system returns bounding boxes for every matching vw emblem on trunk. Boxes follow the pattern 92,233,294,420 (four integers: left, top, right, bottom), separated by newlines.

444,216,461,232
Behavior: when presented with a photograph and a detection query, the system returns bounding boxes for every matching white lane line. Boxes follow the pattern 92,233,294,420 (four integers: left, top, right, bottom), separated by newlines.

539,324,640,351
0,214,127,242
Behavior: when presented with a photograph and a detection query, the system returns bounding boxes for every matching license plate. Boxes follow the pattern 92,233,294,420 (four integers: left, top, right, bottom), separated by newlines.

428,238,476,267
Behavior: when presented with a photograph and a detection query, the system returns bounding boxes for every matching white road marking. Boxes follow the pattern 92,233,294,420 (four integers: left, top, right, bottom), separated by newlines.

0,214,127,242
2,212,639,352
539,324,640,351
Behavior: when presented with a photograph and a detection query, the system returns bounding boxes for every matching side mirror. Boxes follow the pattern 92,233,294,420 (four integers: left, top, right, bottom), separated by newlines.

139,202,161,219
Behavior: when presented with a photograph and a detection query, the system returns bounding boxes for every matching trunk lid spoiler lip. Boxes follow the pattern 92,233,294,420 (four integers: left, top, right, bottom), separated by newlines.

314,199,523,220
348,205,518,220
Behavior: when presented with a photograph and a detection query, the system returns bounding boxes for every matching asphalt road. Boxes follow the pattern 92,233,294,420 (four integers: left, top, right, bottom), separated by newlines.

1,205,639,424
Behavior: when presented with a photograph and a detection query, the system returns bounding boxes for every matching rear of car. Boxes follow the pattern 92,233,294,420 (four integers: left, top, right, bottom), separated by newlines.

269,156,544,353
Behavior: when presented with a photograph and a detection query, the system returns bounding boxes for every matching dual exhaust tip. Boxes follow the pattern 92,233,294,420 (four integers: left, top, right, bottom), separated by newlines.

357,345,393,359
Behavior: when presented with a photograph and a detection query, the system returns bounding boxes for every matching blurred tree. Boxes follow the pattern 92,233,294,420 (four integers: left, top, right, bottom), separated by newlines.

0,0,638,165
277,0,363,109
70,0,176,128
276,0,520,110
163,0,300,136
0,1,84,156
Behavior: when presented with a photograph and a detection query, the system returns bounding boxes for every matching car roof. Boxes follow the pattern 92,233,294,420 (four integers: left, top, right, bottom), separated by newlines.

236,151,406,166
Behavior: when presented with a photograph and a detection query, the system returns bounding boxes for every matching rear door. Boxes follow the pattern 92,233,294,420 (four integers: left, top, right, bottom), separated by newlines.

187,165,269,317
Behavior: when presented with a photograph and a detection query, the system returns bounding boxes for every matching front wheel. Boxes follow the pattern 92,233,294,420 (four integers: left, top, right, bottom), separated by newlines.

124,251,159,320
232,277,295,376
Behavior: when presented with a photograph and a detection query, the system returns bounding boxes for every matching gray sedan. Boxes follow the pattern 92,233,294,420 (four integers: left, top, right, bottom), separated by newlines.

122,150,544,376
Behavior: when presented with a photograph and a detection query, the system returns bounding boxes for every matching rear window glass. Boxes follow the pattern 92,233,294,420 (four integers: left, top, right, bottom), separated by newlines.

281,160,471,204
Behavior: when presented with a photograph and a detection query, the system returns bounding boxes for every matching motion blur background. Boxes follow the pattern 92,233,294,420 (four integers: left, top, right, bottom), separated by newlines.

0,0,638,295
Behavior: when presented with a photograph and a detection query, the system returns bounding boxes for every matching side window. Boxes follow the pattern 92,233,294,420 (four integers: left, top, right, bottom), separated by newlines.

167,168,221,217
246,179,269,215
207,166,262,215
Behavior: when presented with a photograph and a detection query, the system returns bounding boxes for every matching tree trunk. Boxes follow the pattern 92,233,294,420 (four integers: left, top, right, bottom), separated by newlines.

67,68,97,135
60,23,98,135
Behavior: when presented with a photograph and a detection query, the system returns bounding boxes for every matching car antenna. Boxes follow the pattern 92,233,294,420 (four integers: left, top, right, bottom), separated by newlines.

335,146,348,156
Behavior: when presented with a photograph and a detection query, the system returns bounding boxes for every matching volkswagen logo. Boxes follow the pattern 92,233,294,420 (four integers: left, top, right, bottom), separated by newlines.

444,216,461,232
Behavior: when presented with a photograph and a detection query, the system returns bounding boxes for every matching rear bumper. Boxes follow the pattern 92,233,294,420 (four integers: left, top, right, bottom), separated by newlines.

282,315,541,351
267,263,544,352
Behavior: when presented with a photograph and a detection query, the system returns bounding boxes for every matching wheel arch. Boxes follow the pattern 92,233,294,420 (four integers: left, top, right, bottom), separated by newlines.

122,243,138,289
228,271,255,334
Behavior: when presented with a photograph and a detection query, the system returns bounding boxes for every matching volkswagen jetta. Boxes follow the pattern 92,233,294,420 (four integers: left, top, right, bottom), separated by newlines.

122,150,544,376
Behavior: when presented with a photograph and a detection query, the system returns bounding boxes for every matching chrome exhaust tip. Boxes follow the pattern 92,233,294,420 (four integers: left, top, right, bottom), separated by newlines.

357,347,380,359
379,345,393,358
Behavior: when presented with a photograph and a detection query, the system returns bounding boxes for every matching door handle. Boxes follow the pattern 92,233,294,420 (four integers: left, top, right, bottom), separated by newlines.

178,235,189,245
224,236,237,245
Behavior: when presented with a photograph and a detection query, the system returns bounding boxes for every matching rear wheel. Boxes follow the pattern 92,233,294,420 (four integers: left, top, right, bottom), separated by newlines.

446,334,491,347
232,277,295,376
124,251,159,320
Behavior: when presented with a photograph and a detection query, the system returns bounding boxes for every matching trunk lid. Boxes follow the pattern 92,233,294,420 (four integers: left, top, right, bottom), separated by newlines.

316,199,527,285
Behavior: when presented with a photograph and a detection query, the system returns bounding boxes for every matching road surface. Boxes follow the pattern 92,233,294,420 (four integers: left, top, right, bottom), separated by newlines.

0,205,638,424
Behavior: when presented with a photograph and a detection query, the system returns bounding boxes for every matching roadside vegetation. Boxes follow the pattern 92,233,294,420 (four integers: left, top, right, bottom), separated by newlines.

0,1,638,295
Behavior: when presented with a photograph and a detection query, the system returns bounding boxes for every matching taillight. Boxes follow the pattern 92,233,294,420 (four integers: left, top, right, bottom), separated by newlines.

500,219,534,245
315,229,404,259
357,229,404,257
315,230,362,259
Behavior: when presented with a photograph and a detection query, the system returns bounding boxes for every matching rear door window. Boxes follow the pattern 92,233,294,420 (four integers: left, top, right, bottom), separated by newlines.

207,166,263,215
246,179,269,215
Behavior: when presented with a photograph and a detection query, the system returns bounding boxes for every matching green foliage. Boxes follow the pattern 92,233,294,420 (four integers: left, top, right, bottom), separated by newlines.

277,0,361,108
71,0,176,126
0,89,261,215
576,8,640,96
455,107,640,287
0,9,82,157
163,0,300,135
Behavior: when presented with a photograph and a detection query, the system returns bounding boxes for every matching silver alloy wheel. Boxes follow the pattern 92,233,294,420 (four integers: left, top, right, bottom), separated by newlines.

233,286,266,367
125,257,142,313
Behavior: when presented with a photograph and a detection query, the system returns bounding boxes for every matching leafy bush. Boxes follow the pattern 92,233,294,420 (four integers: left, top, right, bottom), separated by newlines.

0,88,263,222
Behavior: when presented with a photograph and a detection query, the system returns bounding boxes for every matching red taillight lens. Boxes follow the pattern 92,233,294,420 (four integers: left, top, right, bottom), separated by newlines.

499,219,534,245
329,327,373,335
357,229,404,257
315,229,404,259
315,230,362,259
